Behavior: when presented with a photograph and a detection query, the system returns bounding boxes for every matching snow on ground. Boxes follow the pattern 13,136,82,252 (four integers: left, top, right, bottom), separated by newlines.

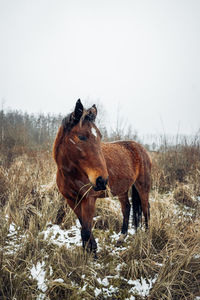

30,261,47,293
2,222,25,255
88,273,157,298
125,296,136,300
128,276,158,297
41,219,82,248
30,261,64,300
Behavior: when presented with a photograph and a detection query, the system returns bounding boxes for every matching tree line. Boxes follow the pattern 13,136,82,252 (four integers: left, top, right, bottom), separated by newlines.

0,108,140,166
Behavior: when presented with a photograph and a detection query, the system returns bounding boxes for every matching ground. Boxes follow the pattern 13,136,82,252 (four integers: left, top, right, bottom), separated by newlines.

0,152,200,299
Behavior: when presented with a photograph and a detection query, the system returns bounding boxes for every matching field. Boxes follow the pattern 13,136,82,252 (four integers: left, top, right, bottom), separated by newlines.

0,140,200,300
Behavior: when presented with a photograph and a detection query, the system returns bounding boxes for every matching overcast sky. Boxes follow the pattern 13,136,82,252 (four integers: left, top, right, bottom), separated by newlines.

0,0,199,135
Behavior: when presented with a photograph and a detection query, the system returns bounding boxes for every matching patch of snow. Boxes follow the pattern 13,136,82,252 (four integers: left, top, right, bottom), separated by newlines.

53,278,64,283
97,277,102,285
93,215,101,221
49,266,53,276
4,222,25,255
116,263,126,273
30,261,47,293
128,227,136,235
42,220,82,248
90,273,157,299
102,285,119,297
81,284,87,292
102,277,109,287
95,276,120,297
125,296,136,300
155,262,163,267
110,231,121,243
174,204,195,217
194,297,200,300
128,276,157,297
8,223,16,235
94,287,101,297
93,262,102,269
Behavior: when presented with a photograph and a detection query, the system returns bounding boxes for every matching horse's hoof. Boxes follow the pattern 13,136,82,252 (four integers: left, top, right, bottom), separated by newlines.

116,233,127,246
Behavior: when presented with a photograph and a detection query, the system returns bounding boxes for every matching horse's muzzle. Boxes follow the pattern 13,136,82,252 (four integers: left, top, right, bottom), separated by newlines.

93,176,108,191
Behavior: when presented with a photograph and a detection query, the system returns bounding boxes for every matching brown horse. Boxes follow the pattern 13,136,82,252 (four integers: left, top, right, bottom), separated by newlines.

53,99,151,256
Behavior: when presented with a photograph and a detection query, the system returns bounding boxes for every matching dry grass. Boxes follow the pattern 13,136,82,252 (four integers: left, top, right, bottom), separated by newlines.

151,139,200,194
173,184,198,208
0,147,200,300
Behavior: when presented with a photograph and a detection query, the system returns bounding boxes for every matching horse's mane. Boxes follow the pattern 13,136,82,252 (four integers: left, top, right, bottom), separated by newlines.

53,124,64,163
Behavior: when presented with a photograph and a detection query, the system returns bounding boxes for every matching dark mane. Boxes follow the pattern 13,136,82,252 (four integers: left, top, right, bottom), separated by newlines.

61,112,76,133
53,125,65,163
53,113,75,163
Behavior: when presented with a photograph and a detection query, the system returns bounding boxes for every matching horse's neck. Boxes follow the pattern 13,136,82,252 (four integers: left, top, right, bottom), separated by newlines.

58,160,90,199
58,156,85,182
59,158,77,177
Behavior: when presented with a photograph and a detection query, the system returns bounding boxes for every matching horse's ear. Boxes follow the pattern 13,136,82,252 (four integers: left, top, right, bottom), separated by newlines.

91,104,97,120
74,99,84,122
61,99,84,132
92,104,97,116
86,104,97,122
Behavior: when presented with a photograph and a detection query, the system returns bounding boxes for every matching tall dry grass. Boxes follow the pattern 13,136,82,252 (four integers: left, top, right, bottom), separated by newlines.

0,137,199,299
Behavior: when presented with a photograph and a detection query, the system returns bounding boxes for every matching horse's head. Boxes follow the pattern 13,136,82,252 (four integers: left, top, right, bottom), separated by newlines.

61,99,108,191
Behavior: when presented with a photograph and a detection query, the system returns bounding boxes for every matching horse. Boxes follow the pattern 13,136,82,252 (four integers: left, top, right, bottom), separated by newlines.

53,99,151,256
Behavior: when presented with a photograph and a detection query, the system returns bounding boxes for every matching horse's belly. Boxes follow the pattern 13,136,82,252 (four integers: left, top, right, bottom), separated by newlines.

108,169,136,195
102,141,140,195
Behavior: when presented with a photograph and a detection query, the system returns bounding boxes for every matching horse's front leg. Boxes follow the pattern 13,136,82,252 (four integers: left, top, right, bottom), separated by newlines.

80,196,97,255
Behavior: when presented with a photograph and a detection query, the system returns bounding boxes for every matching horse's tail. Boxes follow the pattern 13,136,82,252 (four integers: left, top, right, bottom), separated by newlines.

131,185,142,229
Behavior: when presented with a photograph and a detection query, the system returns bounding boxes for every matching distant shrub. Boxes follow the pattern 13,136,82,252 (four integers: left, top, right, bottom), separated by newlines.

151,135,200,192
173,184,197,208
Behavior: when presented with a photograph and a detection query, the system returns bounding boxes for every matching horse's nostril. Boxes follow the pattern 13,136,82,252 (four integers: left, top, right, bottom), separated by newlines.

96,176,104,186
95,176,108,191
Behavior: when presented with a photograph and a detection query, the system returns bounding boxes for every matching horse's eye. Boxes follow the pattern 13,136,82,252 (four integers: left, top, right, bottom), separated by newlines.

78,135,87,141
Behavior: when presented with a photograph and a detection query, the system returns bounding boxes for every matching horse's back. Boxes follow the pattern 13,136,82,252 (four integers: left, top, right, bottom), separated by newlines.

101,140,151,195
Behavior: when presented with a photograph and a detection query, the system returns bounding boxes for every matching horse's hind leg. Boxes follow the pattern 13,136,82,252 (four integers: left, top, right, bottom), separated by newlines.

132,185,142,230
118,192,131,243
135,183,150,230
143,197,150,229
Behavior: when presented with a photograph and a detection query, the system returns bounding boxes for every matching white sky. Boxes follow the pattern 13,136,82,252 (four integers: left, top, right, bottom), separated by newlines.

0,0,200,135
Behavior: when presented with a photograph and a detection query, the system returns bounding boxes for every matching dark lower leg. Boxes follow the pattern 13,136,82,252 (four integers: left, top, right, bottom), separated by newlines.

132,185,142,230
144,203,150,229
81,227,97,253
121,201,131,234
80,197,97,255
117,195,131,244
